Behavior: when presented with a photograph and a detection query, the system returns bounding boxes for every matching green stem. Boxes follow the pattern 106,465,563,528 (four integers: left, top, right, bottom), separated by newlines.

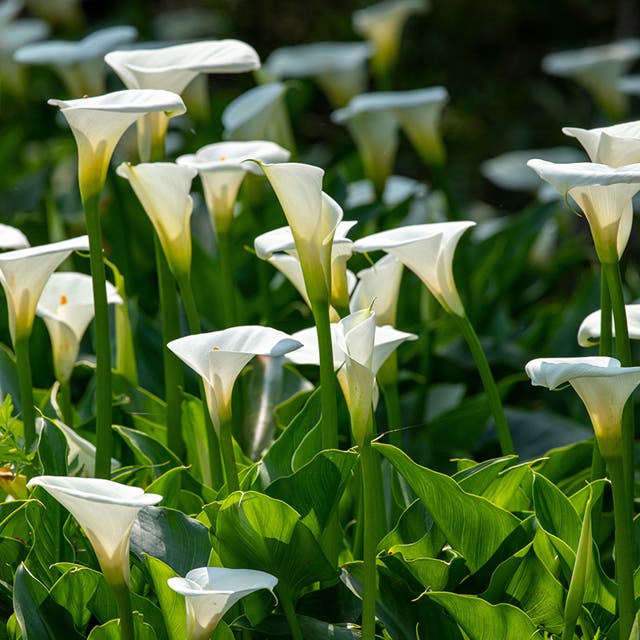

58,380,73,428
155,238,185,460
379,353,402,447
606,454,636,640
280,591,303,640
310,298,339,450
218,417,240,493
599,270,612,357
360,438,380,640
112,583,135,640
217,230,238,328
82,192,113,479
454,314,514,455
14,335,35,449
177,276,201,335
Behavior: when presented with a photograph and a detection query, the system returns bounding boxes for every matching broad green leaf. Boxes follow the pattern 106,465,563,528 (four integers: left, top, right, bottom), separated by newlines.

379,499,438,557
114,425,180,480
112,373,166,442
86,613,156,639
533,473,581,550
290,421,322,472
215,491,336,601
427,592,544,639
49,565,102,630
0,500,37,540
239,613,361,638
37,419,68,476
375,443,522,573
146,467,204,514
180,393,210,485
274,388,314,430
534,439,593,495
144,555,186,640
382,549,467,593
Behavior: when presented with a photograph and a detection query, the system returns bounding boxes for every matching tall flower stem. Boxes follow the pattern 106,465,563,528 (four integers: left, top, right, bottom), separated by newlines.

280,591,303,640
155,238,185,460
454,314,514,455
14,335,35,448
310,298,339,450
605,454,636,640
218,417,240,494
112,583,135,640
83,192,113,479
379,353,402,447
58,381,73,428
216,230,238,328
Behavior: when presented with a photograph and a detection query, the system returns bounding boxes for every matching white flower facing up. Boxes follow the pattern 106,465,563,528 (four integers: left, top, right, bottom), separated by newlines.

0,223,29,250
176,140,290,235
49,89,186,199
14,25,138,96
167,326,302,432
542,40,640,118
526,159,640,262
0,235,89,343
353,221,475,317
563,120,640,167
116,162,196,281
168,567,278,640
525,356,640,457
26,476,162,586
36,272,122,384
578,305,640,347
264,41,373,107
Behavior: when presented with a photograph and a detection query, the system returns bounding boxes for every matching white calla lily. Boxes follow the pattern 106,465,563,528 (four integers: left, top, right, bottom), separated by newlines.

527,159,640,261
0,223,29,250
14,26,137,96
176,140,290,235
563,121,640,167
0,235,89,342
167,326,302,433
353,221,475,317
26,475,162,586
578,305,640,347
116,162,196,281
49,89,186,199
525,356,640,456
168,567,278,640
36,272,122,383
265,42,372,107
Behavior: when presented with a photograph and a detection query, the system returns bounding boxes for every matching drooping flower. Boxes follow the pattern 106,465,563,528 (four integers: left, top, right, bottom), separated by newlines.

577,305,640,347
26,475,162,586
167,327,302,432
176,140,290,235
562,120,640,167
36,272,122,384
116,162,196,281
167,567,277,640
0,235,89,343
0,223,29,250
353,222,475,317
526,159,640,262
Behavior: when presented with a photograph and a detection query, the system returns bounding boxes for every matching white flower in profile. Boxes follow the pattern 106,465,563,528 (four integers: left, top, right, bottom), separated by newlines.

49,89,186,199
353,221,475,317
265,42,373,107
542,40,640,119
14,26,137,96
577,305,640,347
562,120,640,168
353,0,427,77
168,567,278,640
222,83,294,150
0,223,29,250
526,159,640,262
26,475,162,586
176,140,290,235
0,235,89,343
116,162,196,282
167,327,302,432
36,272,122,384
525,356,640,457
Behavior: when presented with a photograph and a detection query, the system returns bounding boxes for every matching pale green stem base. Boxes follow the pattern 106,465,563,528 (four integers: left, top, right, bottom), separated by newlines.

219,417,240,494
280,591,303,640
454,314,514,455
14,334,35,449
112,583,135,640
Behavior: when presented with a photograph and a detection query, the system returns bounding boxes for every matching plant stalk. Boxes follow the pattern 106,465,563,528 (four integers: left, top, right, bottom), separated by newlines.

280,591,303,640
112,583,135,640
216,229,238,328
218,416,240,494
58,380,73,428
14,334,36,449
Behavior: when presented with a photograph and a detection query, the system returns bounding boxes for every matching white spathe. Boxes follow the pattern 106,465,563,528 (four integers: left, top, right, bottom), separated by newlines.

563,120,640,167
27,475,161,586
0,223,29,250
168,567,277,640
578,305,640,347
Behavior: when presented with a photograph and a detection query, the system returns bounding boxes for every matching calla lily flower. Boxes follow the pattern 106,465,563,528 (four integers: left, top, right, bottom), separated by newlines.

563,121,640,167
350,254,403,326
0,223,29,250
116,162,196,281
577,305,640,347
26,475,162,586
525,356,640,457
352,0,427,79
168,567,278,640
167,327,302,432
176,140,290,235
14,26,138,96
264,42,373,107
49,89,186,199
36,272,122,384
526,159,640,262
353,222,475,317
0,235,89,343
542,40,640,119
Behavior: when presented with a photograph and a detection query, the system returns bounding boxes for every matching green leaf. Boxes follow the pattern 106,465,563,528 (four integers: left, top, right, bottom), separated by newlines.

426,592,544,639
86,613,157,639
114,425,181,480
533,473,581,551
375,443,522,573
143,555,186,640
239,614,361,638
36,419,68,476
215,491,336,601
180,393,210,485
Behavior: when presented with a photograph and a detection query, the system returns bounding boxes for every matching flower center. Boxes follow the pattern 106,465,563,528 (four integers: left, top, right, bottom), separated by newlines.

213,346,220,351
60,295,68,305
